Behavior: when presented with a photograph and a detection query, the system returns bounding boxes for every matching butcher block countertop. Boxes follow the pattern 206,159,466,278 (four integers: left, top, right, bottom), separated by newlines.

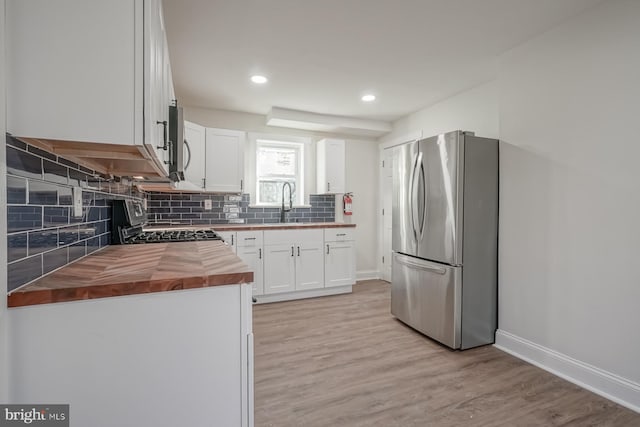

8,241,253,308
148,222,356,232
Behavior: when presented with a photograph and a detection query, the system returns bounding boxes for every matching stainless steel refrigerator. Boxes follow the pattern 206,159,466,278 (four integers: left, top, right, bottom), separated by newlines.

391,130,498,350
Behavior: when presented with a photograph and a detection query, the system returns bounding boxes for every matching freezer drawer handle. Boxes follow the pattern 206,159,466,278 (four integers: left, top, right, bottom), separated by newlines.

244,237,256,241
396,257,446,275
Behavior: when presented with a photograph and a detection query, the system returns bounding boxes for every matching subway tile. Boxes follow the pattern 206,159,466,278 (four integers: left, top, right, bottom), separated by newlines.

43,160,69,184
182,201,201,207
8,255,43,292
29,181,59,205
82,191,94,206
7,146,42,179
58,225,80,246
28,229,59,256
58,158,79,169
7,175,27,204
79,224,98,240
43,206,70,227
68,241,87,262
43,247,69,274
59,185,73,205
87,206,101,221
8,233,28,263
8,206,42,232
78,165,94,175
69,168,89,188
28,145,57,161
94,193,107,206
87,237,100,254
100,233,111,247
7,135,27,150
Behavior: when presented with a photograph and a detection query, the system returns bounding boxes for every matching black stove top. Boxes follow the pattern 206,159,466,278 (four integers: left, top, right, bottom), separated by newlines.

111,200,222,244
125,229,222,244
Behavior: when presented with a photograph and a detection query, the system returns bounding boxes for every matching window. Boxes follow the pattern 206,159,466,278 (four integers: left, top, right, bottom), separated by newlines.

256,140,304,205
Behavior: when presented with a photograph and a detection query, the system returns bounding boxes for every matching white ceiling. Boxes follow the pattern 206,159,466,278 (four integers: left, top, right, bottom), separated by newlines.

163,0,603,124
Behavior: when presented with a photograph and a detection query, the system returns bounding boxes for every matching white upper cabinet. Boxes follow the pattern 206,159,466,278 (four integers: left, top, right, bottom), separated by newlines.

317,139,346,194
6,0,173,176
183,121,206,189
205,128,246,193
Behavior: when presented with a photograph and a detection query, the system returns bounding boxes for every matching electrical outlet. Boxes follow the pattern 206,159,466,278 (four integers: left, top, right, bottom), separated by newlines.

72,187,83,218
204,199,212,210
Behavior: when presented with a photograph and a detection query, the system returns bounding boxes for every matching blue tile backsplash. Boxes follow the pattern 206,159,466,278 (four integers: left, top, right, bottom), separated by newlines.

146,192,335,225
5,134,143,292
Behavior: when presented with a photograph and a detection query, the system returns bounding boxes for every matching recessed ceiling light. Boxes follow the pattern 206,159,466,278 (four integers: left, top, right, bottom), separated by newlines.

361,94,376,102
251,75,268,84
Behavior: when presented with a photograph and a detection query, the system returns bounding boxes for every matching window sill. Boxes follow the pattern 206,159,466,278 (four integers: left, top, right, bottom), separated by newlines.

249,204,312,209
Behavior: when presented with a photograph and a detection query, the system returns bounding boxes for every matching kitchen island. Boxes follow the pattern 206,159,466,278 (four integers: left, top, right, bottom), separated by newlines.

7,241,254,427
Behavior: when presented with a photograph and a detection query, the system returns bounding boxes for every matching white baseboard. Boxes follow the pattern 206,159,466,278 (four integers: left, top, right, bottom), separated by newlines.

255,285,352,304
495,329,640,413
356,270,379,281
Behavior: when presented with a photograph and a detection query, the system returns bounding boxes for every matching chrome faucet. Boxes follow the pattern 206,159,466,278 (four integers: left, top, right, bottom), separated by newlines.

280,182,293,223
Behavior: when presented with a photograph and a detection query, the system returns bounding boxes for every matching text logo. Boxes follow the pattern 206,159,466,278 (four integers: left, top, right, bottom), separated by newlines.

0,405,69,426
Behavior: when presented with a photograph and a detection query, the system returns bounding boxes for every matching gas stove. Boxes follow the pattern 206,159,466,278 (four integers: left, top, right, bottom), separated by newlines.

126,229,221,244
111,199,222,244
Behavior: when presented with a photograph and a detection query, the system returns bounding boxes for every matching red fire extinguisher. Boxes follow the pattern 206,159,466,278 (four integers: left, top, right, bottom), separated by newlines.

343,193,353,215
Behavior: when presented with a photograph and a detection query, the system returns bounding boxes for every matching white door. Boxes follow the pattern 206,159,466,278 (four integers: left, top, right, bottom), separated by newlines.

205,128,245,193
237,245,264,296
264,244,296,294
325,241,356,287
295,241,324,290
183,121,206,189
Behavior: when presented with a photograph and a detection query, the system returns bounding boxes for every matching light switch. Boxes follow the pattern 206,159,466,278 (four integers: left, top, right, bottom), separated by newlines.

204,199,212,210
72,187,83,218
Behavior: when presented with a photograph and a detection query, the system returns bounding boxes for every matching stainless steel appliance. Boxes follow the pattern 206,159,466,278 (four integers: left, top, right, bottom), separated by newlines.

391,131,498,350
111,199,222,244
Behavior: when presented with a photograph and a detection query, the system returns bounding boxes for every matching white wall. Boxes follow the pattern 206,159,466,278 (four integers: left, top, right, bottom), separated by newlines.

0,0,9,403
184,107,380,277
379,80,499,146
497,0,640,407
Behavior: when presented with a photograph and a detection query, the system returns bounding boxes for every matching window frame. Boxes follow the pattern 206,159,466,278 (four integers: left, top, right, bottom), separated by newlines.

255,139,305,206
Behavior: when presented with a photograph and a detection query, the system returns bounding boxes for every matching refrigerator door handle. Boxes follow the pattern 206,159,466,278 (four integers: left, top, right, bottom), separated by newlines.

410,152,422,243
395,255,446,275
417,153,427,238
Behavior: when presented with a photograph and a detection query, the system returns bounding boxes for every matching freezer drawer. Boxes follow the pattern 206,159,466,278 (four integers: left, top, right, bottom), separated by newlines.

391,253,461,349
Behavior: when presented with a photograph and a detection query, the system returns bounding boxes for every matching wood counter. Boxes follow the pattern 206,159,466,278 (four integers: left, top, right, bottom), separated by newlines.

8,241,253,308
211,222,355,231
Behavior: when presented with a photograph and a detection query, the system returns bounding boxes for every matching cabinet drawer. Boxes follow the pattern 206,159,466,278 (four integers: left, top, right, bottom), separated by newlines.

324,228,354,242
264,229,323,245
237,230,263,247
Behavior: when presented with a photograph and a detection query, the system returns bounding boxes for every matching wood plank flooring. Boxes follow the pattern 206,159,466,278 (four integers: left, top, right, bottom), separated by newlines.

253,280,640,427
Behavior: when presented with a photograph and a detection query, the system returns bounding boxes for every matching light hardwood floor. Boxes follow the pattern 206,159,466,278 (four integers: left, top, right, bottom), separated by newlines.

253,280,640,427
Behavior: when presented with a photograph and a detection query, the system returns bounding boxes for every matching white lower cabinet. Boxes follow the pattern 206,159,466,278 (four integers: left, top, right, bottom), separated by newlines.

264,229,324,294
324,229,356,287
236,231,264,296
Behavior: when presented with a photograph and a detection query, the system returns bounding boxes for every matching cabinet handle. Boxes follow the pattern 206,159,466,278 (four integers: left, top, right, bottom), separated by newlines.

202,178,206,189
291,246,294,257
297,246,300,256
156,120,168,150
326,244,330,254
244,237,256,241
259,248,262,259
327,182,331,192
231,235,234,245
337,233,346,236
240,179,244,191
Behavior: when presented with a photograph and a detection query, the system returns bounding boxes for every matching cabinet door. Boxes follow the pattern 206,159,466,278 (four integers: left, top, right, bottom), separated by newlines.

317,139,345,193
205,128,245,193
237,245,264,296
218,231,237,253
264,244,296,294
144,0,170,173
295,241,325,290
6,0,141,145
325,241,356,287
183,121,206,189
